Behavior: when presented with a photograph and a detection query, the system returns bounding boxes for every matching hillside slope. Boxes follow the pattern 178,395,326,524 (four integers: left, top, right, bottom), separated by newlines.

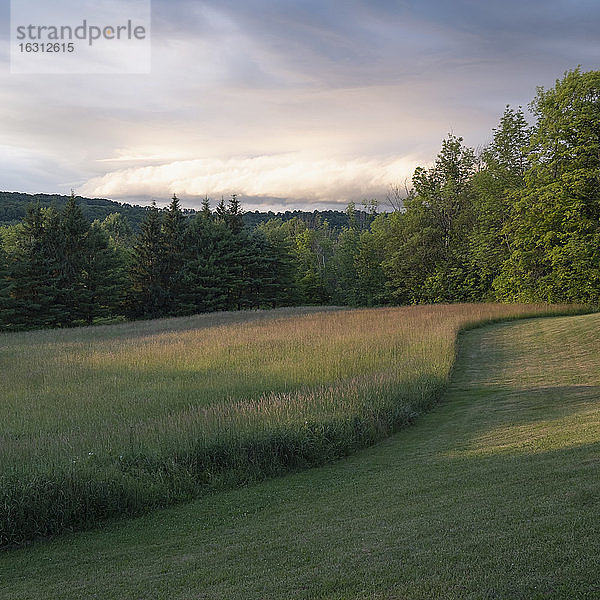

1,312,598,599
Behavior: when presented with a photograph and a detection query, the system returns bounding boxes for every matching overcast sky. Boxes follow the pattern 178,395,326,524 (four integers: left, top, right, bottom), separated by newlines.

1,0,598,211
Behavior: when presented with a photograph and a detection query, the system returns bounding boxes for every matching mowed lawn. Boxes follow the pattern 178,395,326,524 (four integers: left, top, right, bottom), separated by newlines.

1,312,599,599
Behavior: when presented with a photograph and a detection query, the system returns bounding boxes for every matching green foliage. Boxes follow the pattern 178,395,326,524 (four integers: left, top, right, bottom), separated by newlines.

162,194,187,314
2,68,600,326
0,197,127,330
0,245,15,330
294,221,334,305
55,193,92,322
353,215,390,306
98,212,135,248
468,106,532,298
128,202,169,319
383,135,478,303
81,223,128,324
225,193,244,234
328,227,360,305
495,69,600,303
179,212,233,313
257,219,300,306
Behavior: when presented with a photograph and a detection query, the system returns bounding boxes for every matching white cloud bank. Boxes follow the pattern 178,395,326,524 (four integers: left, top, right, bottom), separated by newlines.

78,153,421,205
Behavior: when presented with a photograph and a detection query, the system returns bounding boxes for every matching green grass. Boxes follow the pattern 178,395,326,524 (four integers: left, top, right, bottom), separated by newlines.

0,303,588,547
0,311,599,598
0,315,600,600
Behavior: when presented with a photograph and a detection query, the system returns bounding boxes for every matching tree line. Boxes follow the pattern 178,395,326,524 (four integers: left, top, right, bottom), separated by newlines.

1,68,599,330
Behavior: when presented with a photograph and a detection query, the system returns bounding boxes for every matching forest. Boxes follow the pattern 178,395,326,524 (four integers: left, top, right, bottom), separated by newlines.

1,68,599,331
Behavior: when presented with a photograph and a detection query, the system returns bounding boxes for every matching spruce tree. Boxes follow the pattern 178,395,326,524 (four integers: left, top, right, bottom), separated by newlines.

57,192,91,323
0,243,16,330
256,219,300,306
80,222,128,324
201,196,212,219
162,194,186,315
128,202,168,318
9,204,66,328
215,197,227,222
226,193,244,234
180,214,232,313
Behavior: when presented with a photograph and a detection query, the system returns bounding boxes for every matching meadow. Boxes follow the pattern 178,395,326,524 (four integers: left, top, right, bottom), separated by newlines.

1,310,598,599
0,303,586,548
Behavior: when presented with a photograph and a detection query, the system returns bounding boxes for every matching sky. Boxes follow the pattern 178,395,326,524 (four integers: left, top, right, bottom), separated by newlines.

1,0,599,212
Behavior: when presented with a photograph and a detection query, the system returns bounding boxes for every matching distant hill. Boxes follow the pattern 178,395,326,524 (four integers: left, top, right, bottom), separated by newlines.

0,191,373,232
0,191,155,231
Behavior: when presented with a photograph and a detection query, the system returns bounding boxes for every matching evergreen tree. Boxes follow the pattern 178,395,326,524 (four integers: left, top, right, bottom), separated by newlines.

162,194,186,314
257,219,300,306
180,213,232,313
215,197,228,222
56,193,91,323
9,204,64,328
216,195,250,309
79,222,128,323
226,193,244,234
223,227,253,310
201,196,212,219
238,229,275,308
128,202,168,318
0,243,16,330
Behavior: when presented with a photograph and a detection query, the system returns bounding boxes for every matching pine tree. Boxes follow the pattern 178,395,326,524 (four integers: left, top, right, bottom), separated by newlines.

56,192,91,323
201,196,212,219
128,202,168,318
0,243,16,330
226,193,244,234
9,204,64,328
180,214,232,313
80,222,128,324
256,219,300,306
215,197,227,222
162,194,186,314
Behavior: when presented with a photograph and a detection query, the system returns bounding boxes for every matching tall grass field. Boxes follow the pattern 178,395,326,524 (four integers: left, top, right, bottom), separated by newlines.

0,303,585,548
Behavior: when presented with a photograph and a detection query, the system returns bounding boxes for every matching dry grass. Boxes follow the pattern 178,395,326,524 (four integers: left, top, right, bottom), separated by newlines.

0,303,586,547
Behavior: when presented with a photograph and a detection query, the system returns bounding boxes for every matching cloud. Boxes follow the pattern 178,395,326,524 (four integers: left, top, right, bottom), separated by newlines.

2,0,599,206
78,153,420,205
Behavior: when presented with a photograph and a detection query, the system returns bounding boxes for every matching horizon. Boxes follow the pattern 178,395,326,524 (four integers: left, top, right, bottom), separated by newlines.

1,188,388,214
